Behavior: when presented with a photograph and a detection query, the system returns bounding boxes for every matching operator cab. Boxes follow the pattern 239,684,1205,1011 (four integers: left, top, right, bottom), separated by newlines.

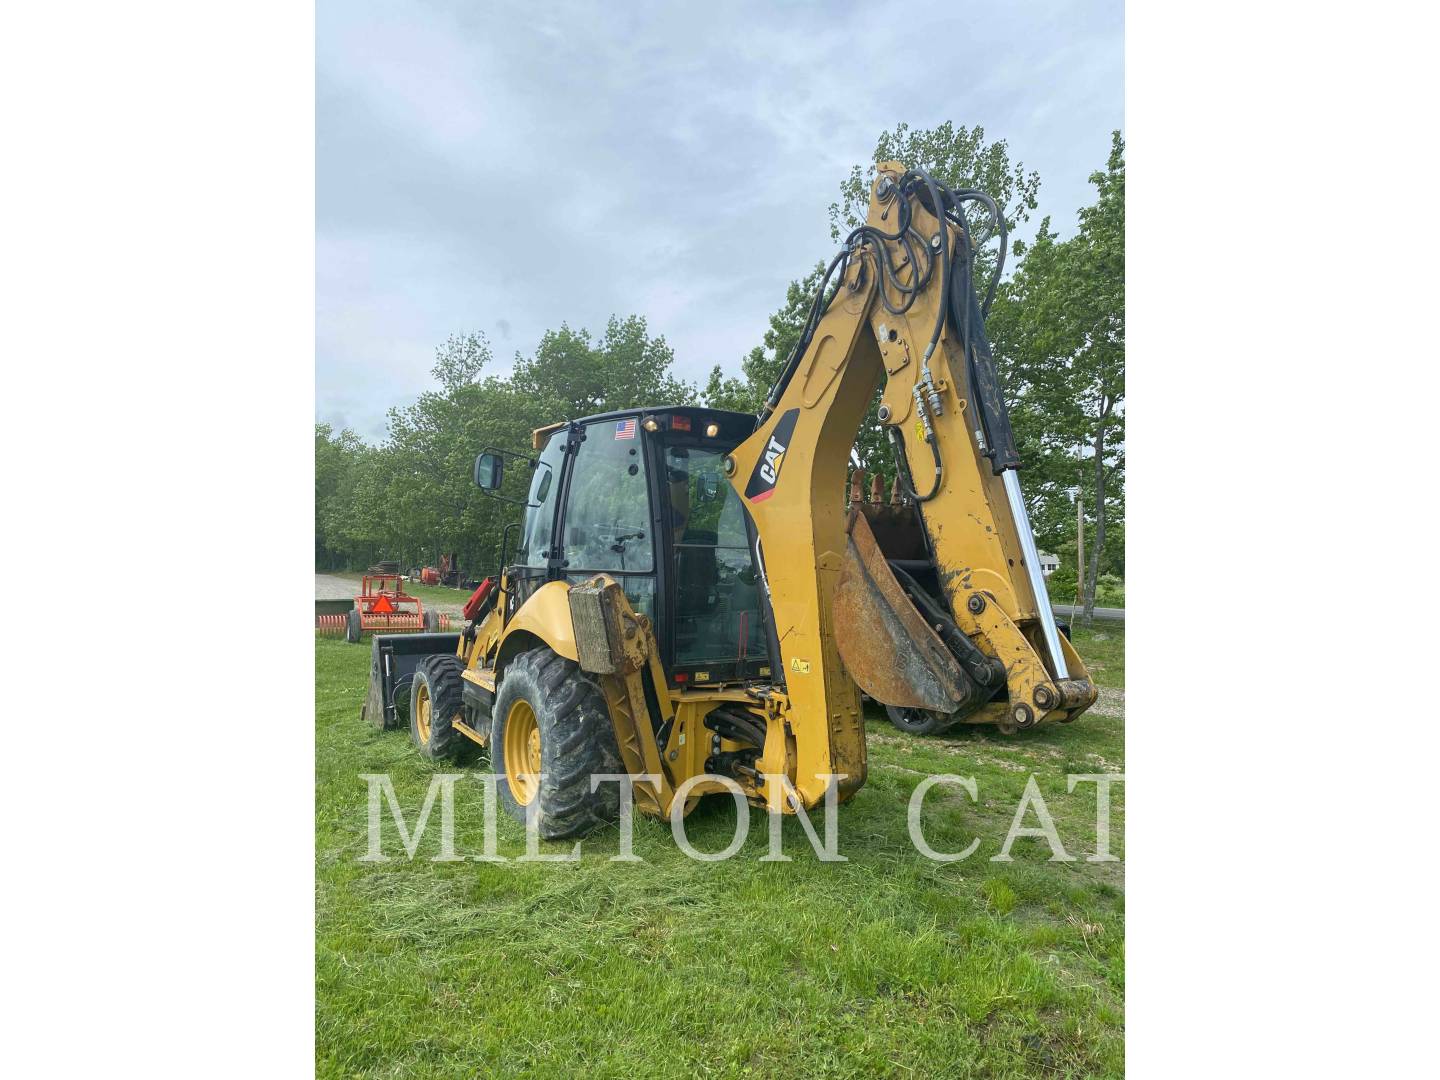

487,406,774,688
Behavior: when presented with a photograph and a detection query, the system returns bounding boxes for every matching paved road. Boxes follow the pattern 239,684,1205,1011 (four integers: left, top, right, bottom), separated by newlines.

1053,603,1125,623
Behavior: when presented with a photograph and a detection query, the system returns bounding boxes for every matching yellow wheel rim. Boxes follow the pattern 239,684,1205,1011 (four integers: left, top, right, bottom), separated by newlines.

415,681,432,744
503,699,541,805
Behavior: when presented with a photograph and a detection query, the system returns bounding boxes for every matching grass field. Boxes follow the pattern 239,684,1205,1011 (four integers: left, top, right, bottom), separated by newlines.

316,627,1125,1078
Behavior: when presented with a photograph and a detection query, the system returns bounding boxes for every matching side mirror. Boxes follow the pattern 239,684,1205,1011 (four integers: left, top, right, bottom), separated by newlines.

474,452,503,490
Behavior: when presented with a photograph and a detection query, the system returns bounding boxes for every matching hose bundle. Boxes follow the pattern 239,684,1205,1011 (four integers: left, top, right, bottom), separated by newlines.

758,167,1018,498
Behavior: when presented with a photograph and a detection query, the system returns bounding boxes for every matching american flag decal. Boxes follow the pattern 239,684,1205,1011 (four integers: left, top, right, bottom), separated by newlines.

614,418,637,440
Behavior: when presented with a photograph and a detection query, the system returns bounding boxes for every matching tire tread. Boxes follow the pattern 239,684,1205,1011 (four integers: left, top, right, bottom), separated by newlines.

492,648,623,839
412,654,467,760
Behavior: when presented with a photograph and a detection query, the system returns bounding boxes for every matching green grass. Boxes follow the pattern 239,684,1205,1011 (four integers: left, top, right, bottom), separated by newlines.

316,626,1125,1078
1071,625,1124,690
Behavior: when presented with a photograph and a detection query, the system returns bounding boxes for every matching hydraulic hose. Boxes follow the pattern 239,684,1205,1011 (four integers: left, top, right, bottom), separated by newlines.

904,166,951,372
888,424,942,503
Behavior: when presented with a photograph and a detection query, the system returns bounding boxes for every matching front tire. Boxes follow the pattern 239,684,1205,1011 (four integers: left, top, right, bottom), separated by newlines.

885,704,949,735
490,647,623,840
409,655,466,760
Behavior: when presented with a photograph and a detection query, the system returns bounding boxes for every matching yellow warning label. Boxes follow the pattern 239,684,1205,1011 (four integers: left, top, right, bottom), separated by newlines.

789,657,811,674
695,671,710,682
758,666,770,676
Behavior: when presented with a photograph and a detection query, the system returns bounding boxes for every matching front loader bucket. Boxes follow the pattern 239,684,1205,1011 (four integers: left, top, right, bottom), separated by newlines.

833,511,975,713
361,632,462,730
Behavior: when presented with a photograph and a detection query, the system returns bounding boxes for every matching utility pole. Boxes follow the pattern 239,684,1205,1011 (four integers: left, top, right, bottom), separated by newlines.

1076,495,1086,627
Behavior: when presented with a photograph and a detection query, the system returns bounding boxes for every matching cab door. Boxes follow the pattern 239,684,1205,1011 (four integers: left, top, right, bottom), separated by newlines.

554,417,660,624
659,440,769,685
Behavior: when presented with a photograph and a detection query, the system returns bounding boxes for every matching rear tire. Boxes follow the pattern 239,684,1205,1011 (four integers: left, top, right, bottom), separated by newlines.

345,608,362,644
491,647,623,840
885,704,949,735
409,655,466,760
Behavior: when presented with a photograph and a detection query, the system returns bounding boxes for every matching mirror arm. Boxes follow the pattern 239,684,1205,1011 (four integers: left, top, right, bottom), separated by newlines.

482,445,538,468
476,444,544,495
477,488,536,508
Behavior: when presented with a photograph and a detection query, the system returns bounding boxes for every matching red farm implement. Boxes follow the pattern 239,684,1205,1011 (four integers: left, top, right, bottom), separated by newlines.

316,573,452,643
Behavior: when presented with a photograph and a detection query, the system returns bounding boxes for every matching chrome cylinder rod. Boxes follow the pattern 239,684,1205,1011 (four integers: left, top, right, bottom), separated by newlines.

1001,469,1070,680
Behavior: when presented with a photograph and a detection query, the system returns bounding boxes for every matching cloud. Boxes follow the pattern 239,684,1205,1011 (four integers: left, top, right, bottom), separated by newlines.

317,0,1123,441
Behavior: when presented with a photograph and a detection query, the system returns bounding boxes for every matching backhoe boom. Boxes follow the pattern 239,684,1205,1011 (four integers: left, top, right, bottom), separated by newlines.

724,162,1096,807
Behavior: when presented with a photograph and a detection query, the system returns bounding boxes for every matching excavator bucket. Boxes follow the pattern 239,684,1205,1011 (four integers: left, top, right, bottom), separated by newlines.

833,510,974,713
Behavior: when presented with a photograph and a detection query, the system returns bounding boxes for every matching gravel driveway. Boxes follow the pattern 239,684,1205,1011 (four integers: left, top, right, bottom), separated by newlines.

315,573,359,601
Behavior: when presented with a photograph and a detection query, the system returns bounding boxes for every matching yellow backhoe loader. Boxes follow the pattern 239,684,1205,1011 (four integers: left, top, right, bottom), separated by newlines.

361,163,1096,838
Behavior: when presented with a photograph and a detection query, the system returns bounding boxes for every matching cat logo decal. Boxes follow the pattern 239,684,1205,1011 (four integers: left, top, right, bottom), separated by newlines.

744,409,799,504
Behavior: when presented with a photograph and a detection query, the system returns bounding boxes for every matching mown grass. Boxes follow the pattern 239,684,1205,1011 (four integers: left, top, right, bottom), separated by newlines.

316,626,1125,1078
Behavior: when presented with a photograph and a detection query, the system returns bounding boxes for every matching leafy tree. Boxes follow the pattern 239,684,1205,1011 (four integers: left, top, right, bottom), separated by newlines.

989,132,1125,620
699,365,756,414
511,315,690,419
315,423,385,568
319,316,694,578
430,331,493,392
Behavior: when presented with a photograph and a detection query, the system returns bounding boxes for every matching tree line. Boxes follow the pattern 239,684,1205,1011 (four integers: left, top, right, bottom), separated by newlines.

317,124,1124,615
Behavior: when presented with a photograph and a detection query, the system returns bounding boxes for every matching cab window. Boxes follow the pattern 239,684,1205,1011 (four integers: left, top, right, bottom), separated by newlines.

562,420,654,573
666,444,765,666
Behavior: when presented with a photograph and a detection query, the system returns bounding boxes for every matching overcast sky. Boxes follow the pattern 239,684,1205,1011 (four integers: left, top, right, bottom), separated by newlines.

317,0,1123,441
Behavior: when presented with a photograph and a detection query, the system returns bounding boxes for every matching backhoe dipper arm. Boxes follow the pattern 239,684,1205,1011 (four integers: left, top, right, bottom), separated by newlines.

726,163,1095,810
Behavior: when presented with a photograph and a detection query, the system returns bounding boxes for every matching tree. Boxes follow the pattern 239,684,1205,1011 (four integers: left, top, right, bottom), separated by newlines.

510,315,688,419
315,423,385,568
430,331,493,392
320,315,695,578
989,132,1125,621
699,364,755,414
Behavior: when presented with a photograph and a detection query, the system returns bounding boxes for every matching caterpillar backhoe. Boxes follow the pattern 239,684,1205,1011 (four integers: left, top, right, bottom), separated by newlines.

361,163,1096,838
